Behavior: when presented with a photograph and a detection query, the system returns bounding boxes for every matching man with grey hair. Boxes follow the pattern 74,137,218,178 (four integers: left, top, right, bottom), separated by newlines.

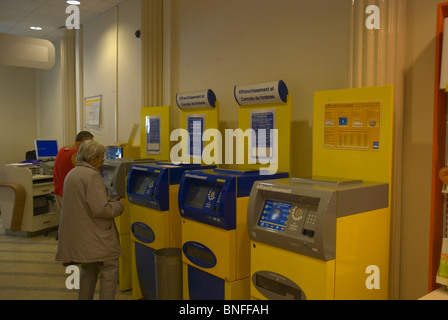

55,140,124,300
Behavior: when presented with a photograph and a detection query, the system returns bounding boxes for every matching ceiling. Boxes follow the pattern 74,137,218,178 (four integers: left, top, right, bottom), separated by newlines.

0,0,128,41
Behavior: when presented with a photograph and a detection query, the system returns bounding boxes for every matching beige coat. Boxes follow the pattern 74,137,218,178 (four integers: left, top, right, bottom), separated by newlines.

55,161,124,263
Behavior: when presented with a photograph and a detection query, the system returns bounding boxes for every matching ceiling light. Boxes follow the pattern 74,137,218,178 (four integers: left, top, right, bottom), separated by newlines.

66,0,81,5
30,26,42,31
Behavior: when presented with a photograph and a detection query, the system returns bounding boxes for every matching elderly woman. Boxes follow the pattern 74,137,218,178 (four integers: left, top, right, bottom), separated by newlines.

56,140,124,300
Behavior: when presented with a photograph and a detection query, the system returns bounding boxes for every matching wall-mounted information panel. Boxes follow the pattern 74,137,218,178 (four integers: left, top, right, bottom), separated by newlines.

323,101,381,151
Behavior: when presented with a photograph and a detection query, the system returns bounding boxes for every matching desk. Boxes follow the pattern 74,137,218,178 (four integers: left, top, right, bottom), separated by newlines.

0,164,59,236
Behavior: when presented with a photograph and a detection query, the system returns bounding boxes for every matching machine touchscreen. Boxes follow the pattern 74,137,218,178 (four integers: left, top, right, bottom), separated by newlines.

101,167,114,185
133,175,155,195
184,182,224,213
185,185,210,209
257,200,291,232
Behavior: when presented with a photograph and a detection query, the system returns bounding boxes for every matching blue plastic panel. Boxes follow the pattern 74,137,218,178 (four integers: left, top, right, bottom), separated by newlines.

135,242,156,300
178,170,236,230
178,169,289,230
127,163,216,211
127,164,169,210
183,241,217,269
187,265,224,300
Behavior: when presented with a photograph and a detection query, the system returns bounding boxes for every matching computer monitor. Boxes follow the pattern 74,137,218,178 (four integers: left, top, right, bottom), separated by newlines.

35,140,59,161
106,146,123,159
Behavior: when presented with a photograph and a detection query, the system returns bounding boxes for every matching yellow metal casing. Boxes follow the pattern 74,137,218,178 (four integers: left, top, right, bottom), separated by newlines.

251,242,335,300
182,264,188,300
123,146,140,159
130,185,182,250
181,197,250,282
111,169,132,292
182,219,236,280
114,198,130,235
334,207,389,299
118,233,132,292
129,185,182,299
115,198,131,291
130,242,143,300
250,206,389,300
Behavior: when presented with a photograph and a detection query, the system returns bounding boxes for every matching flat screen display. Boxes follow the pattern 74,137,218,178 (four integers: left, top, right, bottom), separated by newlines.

100,167,115,186
106,146,122,159
132,175,153,195
35,140,58,159
257,200,292,232
185,185,210,209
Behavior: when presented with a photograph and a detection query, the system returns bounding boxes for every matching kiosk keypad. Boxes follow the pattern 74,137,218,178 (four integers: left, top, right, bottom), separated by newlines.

302,208,317,237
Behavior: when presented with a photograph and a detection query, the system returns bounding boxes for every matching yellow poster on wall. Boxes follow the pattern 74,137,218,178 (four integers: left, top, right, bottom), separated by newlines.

323,101,381,151
85,95,102,129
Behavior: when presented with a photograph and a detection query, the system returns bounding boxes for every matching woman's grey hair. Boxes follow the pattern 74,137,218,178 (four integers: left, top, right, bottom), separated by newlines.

76,140,106,163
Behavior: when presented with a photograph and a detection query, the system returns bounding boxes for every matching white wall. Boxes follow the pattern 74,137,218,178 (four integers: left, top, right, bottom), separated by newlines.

118,0,142,147
0,65,37,164
170,0,348,177
82,8,118,146
82,0,142,147
36,40,62,147
0,39,64,165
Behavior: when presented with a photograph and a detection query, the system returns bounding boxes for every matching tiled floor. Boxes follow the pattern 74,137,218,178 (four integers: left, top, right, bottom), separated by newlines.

0,215,132,300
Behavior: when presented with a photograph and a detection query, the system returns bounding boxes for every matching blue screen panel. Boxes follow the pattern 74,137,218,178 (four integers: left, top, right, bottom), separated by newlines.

35,140,58,159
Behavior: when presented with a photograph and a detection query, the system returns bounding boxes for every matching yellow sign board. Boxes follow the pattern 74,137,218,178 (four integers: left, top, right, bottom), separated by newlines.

323,101,381,151
313,86,394,185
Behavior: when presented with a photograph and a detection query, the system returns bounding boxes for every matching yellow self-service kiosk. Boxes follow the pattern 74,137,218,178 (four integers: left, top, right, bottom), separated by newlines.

178,80,292,300
247,177,389,300
100,158,150,291
127,93,220,300
178,168,289,300
127,162,215,300
247,85,395,300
